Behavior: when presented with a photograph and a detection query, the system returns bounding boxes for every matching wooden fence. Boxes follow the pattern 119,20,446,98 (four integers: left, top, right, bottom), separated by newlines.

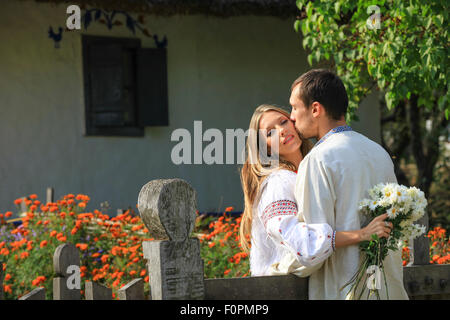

1,180,450,300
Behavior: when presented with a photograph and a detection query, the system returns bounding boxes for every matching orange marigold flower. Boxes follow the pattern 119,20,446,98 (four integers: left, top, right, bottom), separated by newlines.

224,269,231,275
144,276,149,282
5,212,12,218
4,285,12,293
20,251,29,259
92,252,100,258
225,206,234,212
40,240,48,248
140,269,146,276
78,202,86,209
129,270,137,276
50,230,57,237
76,243,88,251
30,205,37,212
14,198,22,205
43,220,50,225
71,227,78,235
130,217,139,224
29,194,38,200
31,276,46,286
101,254,109,264
132,257,139,263
129,245,140,253
5,273,11,281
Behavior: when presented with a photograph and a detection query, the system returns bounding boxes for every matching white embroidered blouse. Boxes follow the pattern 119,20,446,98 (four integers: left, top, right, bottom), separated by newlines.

250,169,336,276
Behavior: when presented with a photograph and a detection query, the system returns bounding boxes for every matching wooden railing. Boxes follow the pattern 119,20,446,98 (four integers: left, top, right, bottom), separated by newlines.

1,179,449,300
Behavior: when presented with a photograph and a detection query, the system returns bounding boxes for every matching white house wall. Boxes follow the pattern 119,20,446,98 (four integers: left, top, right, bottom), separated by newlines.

0,0,381,215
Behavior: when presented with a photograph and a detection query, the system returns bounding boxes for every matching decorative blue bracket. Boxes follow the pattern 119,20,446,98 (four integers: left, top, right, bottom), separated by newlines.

48,9,168,49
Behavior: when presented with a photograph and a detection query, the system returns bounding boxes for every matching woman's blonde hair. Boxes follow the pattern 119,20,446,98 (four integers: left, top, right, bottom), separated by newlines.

239,104,312,253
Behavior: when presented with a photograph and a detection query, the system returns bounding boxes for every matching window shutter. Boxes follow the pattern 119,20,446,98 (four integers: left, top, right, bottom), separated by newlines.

86,42,126,128
136,48,169,126
83,36,142,136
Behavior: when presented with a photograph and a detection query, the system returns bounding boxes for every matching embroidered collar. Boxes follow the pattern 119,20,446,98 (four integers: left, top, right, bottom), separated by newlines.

315,125,353,147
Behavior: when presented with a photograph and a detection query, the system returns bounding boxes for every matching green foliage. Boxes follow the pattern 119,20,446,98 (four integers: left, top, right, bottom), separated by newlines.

294,0,449,122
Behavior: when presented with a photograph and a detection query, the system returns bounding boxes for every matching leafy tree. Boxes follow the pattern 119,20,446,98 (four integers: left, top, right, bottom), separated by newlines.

294,0,449,211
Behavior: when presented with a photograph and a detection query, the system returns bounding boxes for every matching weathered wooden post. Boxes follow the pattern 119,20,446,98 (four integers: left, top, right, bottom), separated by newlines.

20,197,27,215
85,281,112,300
118,278,145,300
138,179,204,300
0,268,3,300
19,288,46,300
53,243,81,300
46,187,54,204
412,213,430,265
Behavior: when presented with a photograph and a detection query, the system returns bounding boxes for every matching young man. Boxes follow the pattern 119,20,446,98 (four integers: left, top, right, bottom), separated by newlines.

289,69,409,300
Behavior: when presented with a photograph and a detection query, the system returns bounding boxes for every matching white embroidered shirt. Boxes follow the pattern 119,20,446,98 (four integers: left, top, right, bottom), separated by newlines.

250,169,335,276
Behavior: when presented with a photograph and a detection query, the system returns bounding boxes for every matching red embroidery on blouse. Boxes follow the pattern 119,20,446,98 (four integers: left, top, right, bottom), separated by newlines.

261,200,297,228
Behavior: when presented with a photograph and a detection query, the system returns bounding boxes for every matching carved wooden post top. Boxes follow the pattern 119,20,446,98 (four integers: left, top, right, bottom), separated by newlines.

54,243,80,276
138,179,197,241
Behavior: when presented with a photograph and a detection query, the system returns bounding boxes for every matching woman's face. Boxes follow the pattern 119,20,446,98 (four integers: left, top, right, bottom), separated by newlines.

258,111,303,159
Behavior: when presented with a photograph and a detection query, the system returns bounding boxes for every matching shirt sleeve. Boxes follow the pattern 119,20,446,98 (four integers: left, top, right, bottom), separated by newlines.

294,154,337,270
259,171,335,268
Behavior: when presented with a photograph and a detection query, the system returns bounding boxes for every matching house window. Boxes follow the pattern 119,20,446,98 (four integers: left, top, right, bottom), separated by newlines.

82,35,168,137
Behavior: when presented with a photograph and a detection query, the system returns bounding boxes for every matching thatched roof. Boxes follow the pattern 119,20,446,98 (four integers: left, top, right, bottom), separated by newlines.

31,0,298,18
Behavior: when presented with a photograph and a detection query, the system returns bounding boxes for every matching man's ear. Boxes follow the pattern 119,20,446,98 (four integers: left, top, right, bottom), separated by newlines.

311,101,322,118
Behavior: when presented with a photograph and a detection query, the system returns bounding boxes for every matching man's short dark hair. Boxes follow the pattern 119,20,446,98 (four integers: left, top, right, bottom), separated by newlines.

291,69,348,120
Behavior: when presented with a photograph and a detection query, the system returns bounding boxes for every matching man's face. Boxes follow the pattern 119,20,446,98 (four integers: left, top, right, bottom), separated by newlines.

289,83,316,140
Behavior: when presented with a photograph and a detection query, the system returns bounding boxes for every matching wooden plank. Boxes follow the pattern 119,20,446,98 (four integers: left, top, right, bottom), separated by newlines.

403,264,450,297
85,281,112,300
118,278,145,300
204,274,308,300
19,287,46,300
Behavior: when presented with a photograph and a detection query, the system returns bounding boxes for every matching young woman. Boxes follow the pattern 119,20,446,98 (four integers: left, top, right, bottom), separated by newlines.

239,104,392,276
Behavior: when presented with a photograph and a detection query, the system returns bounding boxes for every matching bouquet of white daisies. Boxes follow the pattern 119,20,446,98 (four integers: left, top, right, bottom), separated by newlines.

342,183,427,300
